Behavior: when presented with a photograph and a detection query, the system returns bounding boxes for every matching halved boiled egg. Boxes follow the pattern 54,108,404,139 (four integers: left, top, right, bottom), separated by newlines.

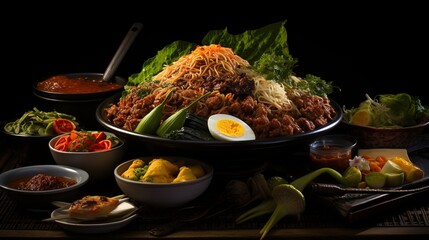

207,114,256,141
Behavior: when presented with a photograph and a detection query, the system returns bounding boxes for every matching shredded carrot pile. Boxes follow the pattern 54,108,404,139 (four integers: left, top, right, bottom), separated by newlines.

361,155,388,173
54,130,112,152
154,44,250,84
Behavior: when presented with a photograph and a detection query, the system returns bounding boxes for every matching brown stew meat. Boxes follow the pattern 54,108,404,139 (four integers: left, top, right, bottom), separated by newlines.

8,173,77,191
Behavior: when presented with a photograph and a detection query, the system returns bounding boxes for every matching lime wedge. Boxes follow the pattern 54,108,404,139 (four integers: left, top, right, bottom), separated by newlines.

342,166,362,187
365,172,387,189
381,160,404,174
384,172,404,187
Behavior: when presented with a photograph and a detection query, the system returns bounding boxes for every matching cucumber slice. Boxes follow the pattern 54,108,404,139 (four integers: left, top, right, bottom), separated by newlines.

384,172,404,187
365,172,387,189
381,160,404,174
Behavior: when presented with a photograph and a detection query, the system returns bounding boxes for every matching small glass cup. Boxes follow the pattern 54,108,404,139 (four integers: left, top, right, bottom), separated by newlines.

309,134,357,173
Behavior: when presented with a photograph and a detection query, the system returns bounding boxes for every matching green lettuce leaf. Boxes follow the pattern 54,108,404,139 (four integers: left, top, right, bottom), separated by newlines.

202,20,290,65
127,40,196,86
378,93,429,126
126,20,333,96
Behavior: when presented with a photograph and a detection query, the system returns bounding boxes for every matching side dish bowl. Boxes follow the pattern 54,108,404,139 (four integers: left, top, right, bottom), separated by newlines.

0,165,89,209
114,156,213,208
33,73,126,129
33,73,126,100
49,131,125,183
341,119,429,149
309,134,357,172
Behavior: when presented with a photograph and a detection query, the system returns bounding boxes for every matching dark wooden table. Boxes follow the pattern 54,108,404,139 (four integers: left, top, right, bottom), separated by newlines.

1,131,429,239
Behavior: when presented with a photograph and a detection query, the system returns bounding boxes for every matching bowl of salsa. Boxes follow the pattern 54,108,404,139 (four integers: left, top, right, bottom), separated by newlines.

309,134,357,172
32,73,126,129
33,73,126,100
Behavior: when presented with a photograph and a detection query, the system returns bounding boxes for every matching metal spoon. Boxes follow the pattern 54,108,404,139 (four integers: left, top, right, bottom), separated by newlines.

102,22,143,82
310,182,429,195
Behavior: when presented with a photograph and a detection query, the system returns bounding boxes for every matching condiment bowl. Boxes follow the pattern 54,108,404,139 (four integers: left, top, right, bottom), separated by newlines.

33,73,126,129
49,131,125,183
33,73,126,100
114,156,214,208
0,165,89,209
309,134,357,172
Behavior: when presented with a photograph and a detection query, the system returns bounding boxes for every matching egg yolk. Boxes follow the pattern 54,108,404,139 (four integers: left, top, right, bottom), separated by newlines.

215,119,245,137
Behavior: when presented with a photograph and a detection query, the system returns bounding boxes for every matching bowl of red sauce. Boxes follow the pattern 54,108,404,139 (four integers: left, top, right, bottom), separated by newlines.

0,165,89,210
309,134,357,173
33,73,126,129
33,73,126,100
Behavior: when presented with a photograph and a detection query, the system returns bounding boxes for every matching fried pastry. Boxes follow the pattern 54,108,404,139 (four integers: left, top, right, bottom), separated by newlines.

68,195,121,218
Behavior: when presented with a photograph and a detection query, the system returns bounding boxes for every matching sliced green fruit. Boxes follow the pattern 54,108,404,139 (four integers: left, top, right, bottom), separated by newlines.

384,172,405,187
381,160,404,174
342,166,362,187
364,172,387,189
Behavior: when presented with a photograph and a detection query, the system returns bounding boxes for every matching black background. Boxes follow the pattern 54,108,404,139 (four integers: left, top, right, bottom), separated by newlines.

2,1,428,121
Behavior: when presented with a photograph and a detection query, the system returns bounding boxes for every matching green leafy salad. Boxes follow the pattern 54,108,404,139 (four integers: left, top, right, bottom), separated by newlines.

125,20,334,97
343,93,429,128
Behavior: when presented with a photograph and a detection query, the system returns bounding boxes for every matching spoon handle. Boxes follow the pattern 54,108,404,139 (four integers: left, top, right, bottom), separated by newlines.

102,22,143,82
310,182,429,195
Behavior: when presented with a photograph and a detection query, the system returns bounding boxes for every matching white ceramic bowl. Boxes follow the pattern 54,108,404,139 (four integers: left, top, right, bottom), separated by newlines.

114,156,213,208
49,131,125,182
0,165,88,209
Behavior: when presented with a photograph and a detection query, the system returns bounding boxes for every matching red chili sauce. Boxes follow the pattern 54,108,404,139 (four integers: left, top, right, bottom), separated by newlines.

309,145,352,172
8,173,77,191
37,75,123,94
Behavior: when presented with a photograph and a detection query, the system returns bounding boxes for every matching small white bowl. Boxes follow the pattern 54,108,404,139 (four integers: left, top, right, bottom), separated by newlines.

49,131,125,182
0,165,88,209
114,156,213,208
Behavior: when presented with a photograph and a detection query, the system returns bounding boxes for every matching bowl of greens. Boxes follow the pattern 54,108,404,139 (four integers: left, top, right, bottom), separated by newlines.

1,108,80,163
2,107,79,138
342,93,429,148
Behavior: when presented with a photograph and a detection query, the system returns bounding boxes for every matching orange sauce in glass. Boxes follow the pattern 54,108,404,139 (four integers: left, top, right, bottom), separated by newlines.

309,145,352,172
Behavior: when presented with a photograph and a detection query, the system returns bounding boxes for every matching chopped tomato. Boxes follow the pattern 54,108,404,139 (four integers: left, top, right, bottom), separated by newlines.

93,131,107,142
53,130,113,152
53,118,76,134
98,140,112,150
89,140,111,151
54,136,70,151
69,130,80,140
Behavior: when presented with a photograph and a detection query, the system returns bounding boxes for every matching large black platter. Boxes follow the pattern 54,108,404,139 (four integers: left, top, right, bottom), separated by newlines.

96,93,343,160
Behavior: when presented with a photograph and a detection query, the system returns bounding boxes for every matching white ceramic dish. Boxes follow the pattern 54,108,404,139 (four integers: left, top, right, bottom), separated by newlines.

49,131,125,182
51,201,138,234
114,156,214,208
357,148,410,160
0,165,89,209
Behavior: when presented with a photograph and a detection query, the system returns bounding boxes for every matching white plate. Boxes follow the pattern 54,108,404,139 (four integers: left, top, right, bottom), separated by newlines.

51,201,138,234
358,148,410,160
